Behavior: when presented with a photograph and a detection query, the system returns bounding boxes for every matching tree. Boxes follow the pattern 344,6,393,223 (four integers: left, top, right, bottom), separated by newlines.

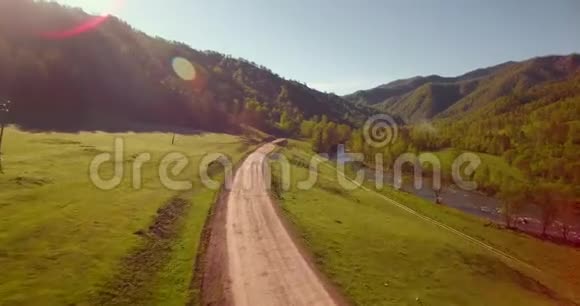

321,122,338,153
241,98,267,129
311,127,323,153
278,109,302,134
552,186,577,241
557,199,577,241
347,129,364,154
336,124,352,143
279,110,293,133
498,182,528,229
299,120,316,138
0,99,12,173
473,165,490,192
532,183,560,237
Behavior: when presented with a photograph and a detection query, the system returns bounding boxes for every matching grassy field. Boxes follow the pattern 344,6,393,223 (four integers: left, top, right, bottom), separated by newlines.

432,148,525,181
0,127,255,305
427,148,526,195
272,140,580,306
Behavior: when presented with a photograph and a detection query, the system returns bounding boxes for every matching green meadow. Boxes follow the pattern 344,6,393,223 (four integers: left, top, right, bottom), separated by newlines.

271,140,580,306
0,127,254,305
2,129,579,306
428,148,527,194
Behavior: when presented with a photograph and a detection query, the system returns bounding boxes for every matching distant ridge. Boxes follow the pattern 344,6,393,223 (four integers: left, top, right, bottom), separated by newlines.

344,54,579,123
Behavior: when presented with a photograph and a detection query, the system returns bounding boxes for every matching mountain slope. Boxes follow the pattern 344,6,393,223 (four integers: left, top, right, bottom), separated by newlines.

0,0,372,133
345,55,580,123
439,55,580,119
344,61,512,107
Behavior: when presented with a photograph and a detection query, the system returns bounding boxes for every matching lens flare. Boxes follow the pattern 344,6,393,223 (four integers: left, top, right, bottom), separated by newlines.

172,57,197,81
41,0,125,39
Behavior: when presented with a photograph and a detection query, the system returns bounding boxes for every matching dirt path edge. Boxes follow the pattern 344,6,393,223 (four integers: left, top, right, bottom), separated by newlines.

190,148,258,306
193,141,350,306
267,146,351,306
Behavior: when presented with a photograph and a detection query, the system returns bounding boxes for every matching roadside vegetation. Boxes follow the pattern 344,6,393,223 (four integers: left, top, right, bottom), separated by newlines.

0,127,255,305
270,140,580,306
296,78,580,242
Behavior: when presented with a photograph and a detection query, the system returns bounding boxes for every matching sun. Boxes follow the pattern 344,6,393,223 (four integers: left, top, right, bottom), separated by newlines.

52,0,117,16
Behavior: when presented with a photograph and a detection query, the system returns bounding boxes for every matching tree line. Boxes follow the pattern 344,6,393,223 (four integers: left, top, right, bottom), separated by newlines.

299,76,579,243
0,0,372,133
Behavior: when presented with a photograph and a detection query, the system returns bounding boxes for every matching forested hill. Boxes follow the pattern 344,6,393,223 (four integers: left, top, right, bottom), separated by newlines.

0,0,372,133
345,55,580,123
339,57,580,197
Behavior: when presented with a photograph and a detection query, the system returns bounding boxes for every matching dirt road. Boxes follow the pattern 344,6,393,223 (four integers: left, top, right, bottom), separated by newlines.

224,142,339,306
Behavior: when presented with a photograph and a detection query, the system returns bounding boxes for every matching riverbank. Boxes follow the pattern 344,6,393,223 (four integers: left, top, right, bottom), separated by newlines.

336,154,580,246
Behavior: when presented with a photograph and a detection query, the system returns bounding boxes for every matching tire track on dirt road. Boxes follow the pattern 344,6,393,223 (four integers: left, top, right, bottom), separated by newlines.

202,142,341,306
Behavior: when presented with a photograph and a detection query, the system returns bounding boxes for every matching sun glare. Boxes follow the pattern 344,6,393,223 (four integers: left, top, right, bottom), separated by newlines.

42,0,125,39
172,57,197,81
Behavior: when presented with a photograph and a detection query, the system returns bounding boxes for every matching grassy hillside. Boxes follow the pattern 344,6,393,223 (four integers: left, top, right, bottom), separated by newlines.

0,127,255,305
271,140,580,305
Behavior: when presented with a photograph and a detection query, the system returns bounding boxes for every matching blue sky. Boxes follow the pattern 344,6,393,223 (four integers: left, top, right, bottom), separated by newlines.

54,0,580,94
